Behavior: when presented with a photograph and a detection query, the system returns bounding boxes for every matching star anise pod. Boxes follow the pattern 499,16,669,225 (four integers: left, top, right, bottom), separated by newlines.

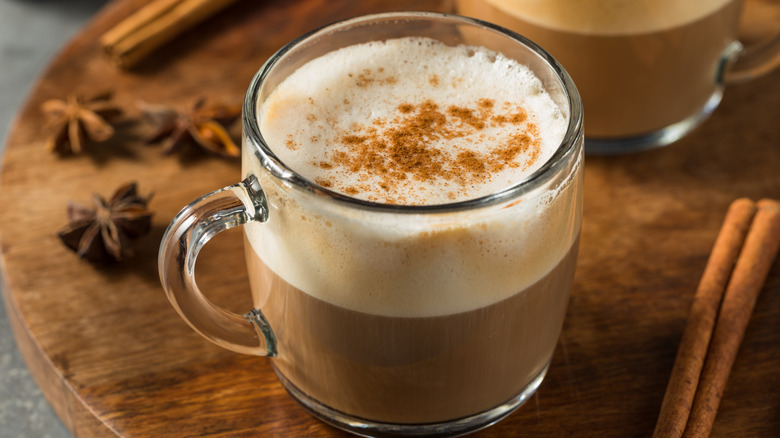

41,91,122,154
57,182,153,263
141,98,241,157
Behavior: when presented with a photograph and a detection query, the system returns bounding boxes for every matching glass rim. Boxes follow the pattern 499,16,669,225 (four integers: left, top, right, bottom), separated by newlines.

243,11,583,214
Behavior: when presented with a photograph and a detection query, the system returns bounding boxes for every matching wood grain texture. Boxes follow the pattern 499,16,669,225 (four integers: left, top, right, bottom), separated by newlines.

1,0,779,436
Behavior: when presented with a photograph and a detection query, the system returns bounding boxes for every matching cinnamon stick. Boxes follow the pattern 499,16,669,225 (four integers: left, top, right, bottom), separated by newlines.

100,0,238,69
682,199,780,437
652,198,757,438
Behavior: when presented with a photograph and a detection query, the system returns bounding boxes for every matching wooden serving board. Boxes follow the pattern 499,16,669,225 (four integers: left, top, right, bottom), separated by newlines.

2,0,780,436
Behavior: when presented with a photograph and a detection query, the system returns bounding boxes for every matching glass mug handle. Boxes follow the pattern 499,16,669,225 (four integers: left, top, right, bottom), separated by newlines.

158,175,277,357
724,0,780,83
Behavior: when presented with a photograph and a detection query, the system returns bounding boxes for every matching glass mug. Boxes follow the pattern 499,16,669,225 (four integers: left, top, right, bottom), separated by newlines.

456,0,780,154
159,12,583,437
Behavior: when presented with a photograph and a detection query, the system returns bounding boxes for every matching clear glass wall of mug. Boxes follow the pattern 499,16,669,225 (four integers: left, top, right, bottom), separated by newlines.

456,0,780,153
159,12,583,437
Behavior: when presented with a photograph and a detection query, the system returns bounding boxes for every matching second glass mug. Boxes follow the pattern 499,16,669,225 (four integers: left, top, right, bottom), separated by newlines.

159,12,583,437
457,0,780,154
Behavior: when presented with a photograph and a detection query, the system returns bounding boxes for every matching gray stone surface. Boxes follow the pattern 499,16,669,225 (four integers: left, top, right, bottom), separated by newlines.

1,1,108,437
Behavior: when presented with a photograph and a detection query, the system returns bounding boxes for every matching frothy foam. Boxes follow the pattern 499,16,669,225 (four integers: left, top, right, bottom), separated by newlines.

484,0,733,35
247,37,581,317
259,37,567,205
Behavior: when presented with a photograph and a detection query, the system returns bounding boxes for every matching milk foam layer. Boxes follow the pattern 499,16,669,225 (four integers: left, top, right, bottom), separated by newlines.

259,37,567,205
246,37,582,317
484,0,733,34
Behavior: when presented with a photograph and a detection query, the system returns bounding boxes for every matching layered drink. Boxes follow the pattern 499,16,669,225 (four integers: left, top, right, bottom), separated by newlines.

457,0,741,139
244,36,582,424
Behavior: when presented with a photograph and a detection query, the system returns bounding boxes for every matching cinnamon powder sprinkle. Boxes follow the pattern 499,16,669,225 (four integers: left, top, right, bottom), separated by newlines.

315,177,333,188
343,186,360,196
321,99,542,204
448,106,486,130
355,69,398,87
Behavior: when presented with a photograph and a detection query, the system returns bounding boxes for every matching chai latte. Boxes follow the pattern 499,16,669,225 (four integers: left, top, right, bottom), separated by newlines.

244,37,582,423
457,0,741,138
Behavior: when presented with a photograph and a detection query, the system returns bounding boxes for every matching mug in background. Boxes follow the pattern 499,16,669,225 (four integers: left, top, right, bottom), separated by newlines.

456,0,780,154
159,12,583,437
